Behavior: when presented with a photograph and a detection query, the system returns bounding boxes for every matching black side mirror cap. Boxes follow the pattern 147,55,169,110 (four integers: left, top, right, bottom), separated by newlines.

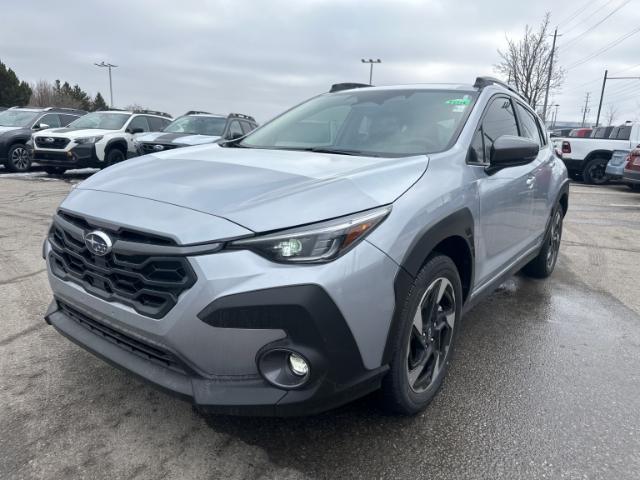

128,127,144,134
487,135,539,174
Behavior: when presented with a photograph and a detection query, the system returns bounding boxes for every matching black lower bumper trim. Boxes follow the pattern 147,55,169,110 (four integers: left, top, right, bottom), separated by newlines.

34,144,101,168
45,296,387,416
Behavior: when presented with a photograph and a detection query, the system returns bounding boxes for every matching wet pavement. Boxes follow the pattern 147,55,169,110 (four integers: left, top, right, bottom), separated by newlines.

1,173,639,479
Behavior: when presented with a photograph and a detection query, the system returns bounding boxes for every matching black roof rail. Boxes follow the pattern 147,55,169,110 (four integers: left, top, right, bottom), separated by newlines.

228,113,256,122
44,107,87,114
473,76,520,96
329,82,371,93
184,110,212,116
132,109,172,118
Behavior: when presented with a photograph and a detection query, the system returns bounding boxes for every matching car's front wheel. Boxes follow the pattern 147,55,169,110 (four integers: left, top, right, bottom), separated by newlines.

5,144,32,173
381,254,462,415
104,148,125,168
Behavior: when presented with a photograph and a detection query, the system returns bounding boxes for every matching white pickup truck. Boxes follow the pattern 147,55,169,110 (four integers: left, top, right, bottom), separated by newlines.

552,122,640,184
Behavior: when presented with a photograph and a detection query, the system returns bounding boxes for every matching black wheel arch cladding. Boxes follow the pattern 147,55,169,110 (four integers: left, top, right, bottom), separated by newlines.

383,208,474,365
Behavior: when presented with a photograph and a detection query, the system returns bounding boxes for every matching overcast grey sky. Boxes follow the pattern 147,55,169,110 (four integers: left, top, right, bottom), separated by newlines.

2,0,639,125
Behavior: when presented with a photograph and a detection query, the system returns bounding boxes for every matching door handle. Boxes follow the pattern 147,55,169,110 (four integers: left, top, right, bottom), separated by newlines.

526,177,535,188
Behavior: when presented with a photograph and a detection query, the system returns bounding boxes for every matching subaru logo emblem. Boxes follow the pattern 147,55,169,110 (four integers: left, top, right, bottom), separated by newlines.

45,137,55,143
84,230,113,256
153,144,164,151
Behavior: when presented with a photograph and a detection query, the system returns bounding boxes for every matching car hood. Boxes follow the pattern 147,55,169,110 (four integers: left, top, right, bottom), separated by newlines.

135,131,220,146
35,127,118,138
76,145,429,233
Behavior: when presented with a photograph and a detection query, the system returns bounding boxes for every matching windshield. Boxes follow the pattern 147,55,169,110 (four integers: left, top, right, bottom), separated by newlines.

164,116,226,136
241,89,477,157
0,110,40,127
68,112,129,130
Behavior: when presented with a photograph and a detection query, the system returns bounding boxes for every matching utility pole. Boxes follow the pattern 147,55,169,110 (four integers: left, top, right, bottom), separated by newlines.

552,104,560,129
581,93,591,127
361,58,382,84
542,27,559,123
94,61,118,108
595,71,640,126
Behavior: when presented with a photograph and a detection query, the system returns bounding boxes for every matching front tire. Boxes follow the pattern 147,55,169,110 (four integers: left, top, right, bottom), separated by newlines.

582,158,609,185
5,144,32,172
381,255,462,415
522,204,564,278
104,148,125,168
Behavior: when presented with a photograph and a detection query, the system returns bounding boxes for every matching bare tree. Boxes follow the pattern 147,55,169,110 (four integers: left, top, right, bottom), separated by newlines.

605,104,618,125
495,13,564,111
29,79,85,109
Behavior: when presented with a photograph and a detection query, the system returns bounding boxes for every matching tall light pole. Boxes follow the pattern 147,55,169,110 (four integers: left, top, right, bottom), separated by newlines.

361,58,382,85
542,28,560,123
94,61,118,108
594,70,640,126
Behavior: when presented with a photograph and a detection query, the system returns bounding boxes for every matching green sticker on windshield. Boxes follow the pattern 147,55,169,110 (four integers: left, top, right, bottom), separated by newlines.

445,97,471,106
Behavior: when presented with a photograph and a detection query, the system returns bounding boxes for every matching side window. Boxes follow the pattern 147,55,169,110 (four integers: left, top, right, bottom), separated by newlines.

228,120,243,138
470,97,519,163
37,114,61,128
127,115,150,133
147,116,167,132
59,114,80,126
515,103,542,146
240,121,255,134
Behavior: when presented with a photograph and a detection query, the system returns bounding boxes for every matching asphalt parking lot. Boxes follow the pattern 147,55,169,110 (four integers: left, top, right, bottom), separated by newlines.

1,170,639,480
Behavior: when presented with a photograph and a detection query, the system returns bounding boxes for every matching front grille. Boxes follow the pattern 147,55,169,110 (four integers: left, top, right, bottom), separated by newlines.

140,143,179,154
48,212,196,318
33,151,70,162
35,137,70,149
58,301,186,374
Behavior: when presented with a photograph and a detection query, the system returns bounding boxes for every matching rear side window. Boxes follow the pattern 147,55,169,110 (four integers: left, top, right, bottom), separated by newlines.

228,120,243,137
147,116,168,132
59,114,80,126
469,96,519,163
128,116,150,132
615,126,631,140
515,103,542,146
38,114,61,128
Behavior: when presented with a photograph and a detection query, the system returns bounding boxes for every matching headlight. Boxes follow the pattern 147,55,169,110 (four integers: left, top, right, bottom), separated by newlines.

75,136,103,145
229,205,391,264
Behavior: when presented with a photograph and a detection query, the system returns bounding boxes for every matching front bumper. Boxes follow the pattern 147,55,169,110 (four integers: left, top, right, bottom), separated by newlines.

623,169,640,185
43,203,399,415
45,283,388,416
33,144,101,168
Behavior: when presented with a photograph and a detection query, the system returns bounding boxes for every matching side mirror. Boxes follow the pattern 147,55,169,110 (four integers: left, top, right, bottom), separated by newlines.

487,135,539,174
33,123,50,130
128,127,144,134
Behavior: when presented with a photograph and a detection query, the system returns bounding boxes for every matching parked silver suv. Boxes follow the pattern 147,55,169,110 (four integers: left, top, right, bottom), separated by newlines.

44,78,569,416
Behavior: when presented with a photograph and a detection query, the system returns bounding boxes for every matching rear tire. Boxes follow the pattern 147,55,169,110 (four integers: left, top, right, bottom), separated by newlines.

626,184,640,192
522,204,564,279
5,144,31,172
381,254,462,415
582,158,608,185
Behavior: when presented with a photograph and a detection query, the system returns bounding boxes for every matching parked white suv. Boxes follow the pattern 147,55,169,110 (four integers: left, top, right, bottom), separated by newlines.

31,110,172,175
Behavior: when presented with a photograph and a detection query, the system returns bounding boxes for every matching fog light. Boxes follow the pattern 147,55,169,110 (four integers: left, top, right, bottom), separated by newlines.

288,353,309,376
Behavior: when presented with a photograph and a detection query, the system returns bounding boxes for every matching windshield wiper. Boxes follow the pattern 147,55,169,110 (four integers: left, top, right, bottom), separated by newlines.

288,147,378,157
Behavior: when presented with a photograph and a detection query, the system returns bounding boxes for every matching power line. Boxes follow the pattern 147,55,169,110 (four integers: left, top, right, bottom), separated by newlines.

560,0,617,36
559,0,630,50
565,25,640,70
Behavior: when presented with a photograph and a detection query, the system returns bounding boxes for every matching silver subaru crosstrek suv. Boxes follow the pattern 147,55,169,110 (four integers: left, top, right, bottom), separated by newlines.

44,77,569,416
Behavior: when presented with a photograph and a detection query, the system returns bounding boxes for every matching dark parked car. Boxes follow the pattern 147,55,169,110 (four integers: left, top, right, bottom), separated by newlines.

0,107,86,172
